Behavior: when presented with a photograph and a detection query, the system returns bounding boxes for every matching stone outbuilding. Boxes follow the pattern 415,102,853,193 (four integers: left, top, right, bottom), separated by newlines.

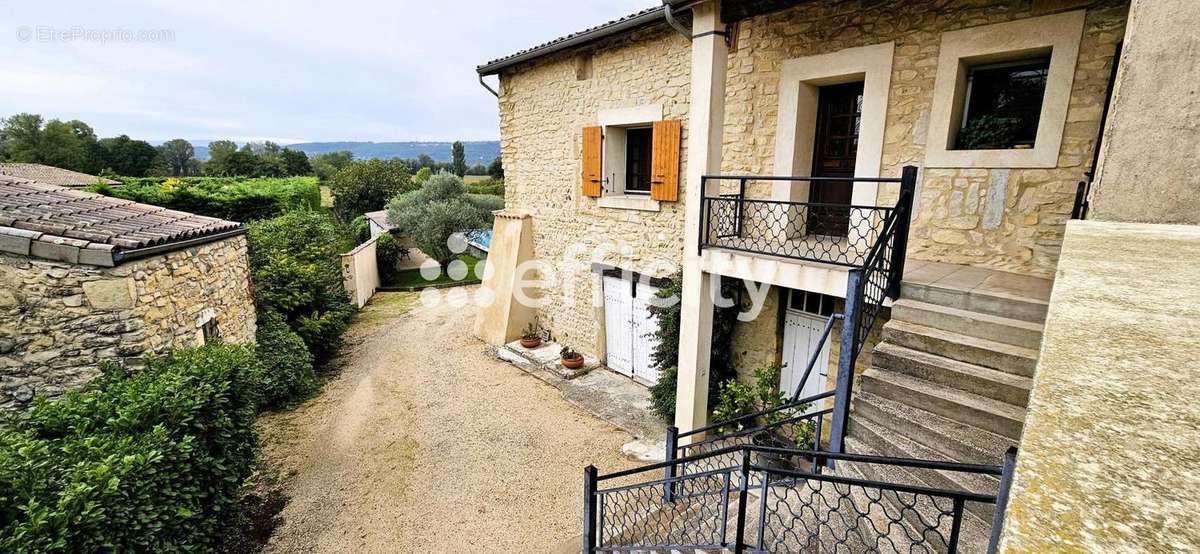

0,176,256,409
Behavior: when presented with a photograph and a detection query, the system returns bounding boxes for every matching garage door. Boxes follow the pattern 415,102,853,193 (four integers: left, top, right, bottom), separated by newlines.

603,276,662,385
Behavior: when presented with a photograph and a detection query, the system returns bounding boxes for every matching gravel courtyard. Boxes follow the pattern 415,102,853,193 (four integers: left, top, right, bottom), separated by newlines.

257,290,638,553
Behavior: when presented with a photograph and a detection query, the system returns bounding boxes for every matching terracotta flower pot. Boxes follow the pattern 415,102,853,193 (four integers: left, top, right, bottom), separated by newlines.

519,337,542,349
561,355,585,370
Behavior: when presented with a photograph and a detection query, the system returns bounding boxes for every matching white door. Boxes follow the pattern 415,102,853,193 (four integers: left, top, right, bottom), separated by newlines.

603,276,634,378
631,281,662,385
603,276,663,385
781,310,830,403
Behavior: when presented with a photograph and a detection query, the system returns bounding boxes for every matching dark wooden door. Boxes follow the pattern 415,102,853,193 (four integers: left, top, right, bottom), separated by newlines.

808,81,864,236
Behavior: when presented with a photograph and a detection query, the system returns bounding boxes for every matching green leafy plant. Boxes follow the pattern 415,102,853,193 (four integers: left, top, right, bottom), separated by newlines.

385,171,497,265
522,321,542,341
647,273,741,422
711,362,813,446
252,310,317,408
92,176,320,222
329,158,415,221
375,233,403,285
560,346,581,360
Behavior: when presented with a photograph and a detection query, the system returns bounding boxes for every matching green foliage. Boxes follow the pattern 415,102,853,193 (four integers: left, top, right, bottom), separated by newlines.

955,114,1025,150
246,210,356,363
330,159,415,221
252,311,317,408
310,150,355,182
413,166,433,184
386,172,494,264
488,156,504,179
0,113,108,175
647,273,741,423
450,141,467,177
710,363,813,445
159,138,199,176
0,345,260,552
466,178,505,196
95,176,320,222
97,135,159,177
375,233,403,284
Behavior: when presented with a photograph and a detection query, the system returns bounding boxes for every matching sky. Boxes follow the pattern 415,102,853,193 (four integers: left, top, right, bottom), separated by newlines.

0,0,658,144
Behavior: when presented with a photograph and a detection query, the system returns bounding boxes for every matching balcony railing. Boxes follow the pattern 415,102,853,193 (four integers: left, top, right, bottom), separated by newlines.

698,172,915,268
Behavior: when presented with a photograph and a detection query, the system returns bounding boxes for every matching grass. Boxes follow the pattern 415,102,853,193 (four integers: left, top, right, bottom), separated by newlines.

387,254,482,288
354,292,419,328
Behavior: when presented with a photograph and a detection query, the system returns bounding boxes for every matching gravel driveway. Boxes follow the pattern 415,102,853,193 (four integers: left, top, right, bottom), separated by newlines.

257,290,638,553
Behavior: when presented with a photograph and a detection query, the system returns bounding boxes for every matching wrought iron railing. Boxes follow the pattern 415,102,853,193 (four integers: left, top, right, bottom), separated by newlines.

583,444,1017,554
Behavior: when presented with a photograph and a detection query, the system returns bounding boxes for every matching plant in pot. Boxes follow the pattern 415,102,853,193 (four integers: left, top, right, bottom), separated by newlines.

560,346,584,370
520,322,542,349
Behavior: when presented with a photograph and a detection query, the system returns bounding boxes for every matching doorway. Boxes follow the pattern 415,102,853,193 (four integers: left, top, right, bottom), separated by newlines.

780,289,835,408
602,275,662,385
807,81,864,237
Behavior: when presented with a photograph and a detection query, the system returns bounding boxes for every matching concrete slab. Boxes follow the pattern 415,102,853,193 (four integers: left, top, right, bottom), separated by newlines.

903,260,960,284
904,260,1053,303
931,264,993,291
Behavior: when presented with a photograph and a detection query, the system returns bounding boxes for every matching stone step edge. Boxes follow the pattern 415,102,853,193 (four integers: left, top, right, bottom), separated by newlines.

883,319,1039,375
873,341,1034,396
853,390,1016,464
859,369,1027,438
893,298,1046,334
901,280,1050,321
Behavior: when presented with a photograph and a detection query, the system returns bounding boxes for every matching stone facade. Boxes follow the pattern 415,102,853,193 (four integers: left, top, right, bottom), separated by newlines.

498,23,692,355
0,236,256,409
722,0,1128,278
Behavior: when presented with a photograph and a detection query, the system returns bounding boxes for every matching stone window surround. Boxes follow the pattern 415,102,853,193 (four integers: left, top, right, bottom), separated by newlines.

773,41,894,209
596,104,664,212
925,10,1086,169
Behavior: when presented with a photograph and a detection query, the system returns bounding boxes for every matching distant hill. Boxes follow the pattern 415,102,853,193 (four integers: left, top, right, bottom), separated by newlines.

186,141,500,164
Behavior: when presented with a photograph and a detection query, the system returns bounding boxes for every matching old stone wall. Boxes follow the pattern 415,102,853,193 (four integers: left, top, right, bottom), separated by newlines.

0,236,256,409
722,0,1128,278
498,23,691,355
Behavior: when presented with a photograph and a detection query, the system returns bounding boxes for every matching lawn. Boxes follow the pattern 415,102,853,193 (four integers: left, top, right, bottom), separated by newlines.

388,254,482,288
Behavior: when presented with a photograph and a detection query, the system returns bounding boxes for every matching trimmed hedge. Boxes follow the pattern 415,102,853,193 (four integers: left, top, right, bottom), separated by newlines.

93,176,320,222
252,311,317,408
0,345,260,552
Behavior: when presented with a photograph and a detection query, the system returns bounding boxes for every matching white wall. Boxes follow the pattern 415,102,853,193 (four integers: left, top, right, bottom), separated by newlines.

340,236,381,308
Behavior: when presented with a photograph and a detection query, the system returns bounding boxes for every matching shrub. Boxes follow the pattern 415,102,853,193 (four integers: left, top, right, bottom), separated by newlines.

246,210,356,363
375,233,403,284
466,178,505,196
386,172,495,265
647,273,741,422
329,159,415,221
710,363,812,444
0,345,260,552
92,176,320,222
252,310,317,408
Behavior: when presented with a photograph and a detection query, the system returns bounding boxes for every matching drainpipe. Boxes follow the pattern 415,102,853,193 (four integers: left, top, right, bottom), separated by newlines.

664,1,696,40
478,74,499,98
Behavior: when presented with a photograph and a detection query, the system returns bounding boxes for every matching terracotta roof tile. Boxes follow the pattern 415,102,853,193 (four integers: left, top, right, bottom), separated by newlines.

0,163,121,187
0,175,242,255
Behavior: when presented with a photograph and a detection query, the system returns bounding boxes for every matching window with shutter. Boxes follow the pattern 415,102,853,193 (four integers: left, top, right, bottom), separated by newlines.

581,126,603,197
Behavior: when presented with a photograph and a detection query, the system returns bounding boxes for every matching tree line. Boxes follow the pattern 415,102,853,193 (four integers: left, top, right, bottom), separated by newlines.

0,113,502,181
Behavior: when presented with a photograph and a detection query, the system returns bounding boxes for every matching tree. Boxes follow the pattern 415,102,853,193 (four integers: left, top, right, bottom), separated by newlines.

204,140,238,176
329,158,414,221
450,141,467,177
97,135,158,177
40,119,101,174
223,150,261,177
416,153,436,170
280,148,312,176
158,139,197,176
488,156,504,179
311,150,354,182
0,113,45,162
386,171,494,265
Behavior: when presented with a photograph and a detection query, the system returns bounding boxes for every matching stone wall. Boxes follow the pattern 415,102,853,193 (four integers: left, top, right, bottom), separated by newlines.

498,23,692,355
0,236,256,409
722,0,1128,278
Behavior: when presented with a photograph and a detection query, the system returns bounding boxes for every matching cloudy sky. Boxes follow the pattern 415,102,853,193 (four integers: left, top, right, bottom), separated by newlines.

0,0,658,143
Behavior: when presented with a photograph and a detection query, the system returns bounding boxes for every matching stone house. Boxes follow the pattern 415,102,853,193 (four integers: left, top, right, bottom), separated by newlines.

474,0,1199,549
0,176,256,409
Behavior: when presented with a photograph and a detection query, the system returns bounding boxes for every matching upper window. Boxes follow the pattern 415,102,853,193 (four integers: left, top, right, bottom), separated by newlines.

624,127,653,194
954,57,1051,150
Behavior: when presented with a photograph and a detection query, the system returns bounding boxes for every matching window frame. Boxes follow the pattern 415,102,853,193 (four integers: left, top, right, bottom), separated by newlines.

924,11,1086,169
595,104,665,211
955,56,1053,150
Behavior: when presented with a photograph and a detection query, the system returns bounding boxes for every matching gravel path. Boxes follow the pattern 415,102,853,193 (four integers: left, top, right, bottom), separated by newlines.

258,290,638,553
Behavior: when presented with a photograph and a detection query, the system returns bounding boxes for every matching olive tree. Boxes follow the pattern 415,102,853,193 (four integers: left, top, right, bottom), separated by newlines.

386,171,495,264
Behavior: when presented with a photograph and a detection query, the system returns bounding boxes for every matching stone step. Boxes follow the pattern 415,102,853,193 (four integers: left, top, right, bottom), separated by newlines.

872,342,1034,407
901,279,1049,323
853,390,1017,465
836,438,993,553
891,298,1044,350
883,319,1039,378
847,417,999,523
859,369,1026,440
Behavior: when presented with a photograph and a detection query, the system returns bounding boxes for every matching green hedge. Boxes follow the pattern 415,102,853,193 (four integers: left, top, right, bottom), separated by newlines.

93,176,320,222
0,345,260,552
252,310,317,408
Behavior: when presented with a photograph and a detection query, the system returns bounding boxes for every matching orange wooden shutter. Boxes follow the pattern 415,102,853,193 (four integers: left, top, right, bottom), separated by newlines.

581,126,603,197
651,119,682,201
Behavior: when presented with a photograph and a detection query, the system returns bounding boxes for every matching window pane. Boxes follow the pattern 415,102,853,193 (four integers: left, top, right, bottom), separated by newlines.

624,128,653,193
954,57,1051,150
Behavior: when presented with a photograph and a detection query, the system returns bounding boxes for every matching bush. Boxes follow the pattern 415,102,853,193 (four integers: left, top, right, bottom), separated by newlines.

246,210,356,363
647,273,741,422
376,233,403,284
466,178,505,196
329,159,415,221
0,345,260,552
252,310,317,408
92,176,320,222
386,172,495,265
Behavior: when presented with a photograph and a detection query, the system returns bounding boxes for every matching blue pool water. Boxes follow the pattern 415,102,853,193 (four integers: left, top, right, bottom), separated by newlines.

466,229,492,251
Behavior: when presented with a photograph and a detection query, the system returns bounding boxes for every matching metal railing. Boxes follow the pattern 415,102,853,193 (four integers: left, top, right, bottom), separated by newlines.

583,444,1017,553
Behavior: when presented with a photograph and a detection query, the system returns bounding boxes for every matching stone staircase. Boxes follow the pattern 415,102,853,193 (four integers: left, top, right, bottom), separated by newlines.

838,262,1052,551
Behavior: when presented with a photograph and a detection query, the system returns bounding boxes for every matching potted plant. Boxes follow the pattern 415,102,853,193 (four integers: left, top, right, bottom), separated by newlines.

560,346,584,369
519,322,542,349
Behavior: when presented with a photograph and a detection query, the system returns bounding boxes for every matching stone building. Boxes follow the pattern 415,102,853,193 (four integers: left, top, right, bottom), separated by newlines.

0,176,256,409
